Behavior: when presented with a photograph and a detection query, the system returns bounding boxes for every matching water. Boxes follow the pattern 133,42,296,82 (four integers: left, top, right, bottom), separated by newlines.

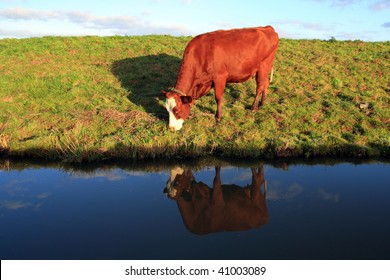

0,159,389,260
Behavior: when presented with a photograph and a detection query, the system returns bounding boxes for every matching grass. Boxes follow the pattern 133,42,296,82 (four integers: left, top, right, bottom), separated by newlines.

0,35,389,162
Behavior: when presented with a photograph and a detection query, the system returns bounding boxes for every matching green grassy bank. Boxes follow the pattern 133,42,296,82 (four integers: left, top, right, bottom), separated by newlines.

0,36,389,162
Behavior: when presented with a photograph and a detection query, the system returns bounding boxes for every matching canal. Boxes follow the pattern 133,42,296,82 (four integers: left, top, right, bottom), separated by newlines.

1,158,389,260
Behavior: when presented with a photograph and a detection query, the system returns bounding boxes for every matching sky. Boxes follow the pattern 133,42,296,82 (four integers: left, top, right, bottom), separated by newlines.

0,0,389,41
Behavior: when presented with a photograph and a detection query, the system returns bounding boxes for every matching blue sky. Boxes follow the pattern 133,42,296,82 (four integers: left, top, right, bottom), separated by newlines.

0,0,389,41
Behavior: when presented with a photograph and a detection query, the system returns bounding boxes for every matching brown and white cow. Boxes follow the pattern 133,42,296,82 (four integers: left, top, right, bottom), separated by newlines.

164,166,268,235
163,26,279,131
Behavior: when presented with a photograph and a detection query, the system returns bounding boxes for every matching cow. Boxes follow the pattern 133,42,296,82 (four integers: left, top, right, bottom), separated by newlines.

164,166,268,235
163,26,279,131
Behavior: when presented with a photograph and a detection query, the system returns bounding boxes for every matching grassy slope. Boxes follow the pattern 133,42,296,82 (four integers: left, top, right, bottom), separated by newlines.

0,36,389,162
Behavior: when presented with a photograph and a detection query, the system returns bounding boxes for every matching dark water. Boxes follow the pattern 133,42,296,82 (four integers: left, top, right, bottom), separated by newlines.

0,159,389,260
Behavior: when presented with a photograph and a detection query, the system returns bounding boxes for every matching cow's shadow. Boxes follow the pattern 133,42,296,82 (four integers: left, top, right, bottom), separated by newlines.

111,54,182,120
164,165,268,235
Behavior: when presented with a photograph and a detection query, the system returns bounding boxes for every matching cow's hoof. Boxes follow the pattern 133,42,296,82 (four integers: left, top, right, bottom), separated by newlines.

215,116,222,123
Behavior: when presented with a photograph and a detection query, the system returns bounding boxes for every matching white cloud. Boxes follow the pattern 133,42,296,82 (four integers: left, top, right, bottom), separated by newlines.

37,192,51,199
70,169,126,181
330,0,360,6
0,7,192,37
275,19,333,32
273,19,336,39
0,26,36,37
318,189,339,203
310,0,361,7
311,0,390,10
0,200,33,210
0,7,137,29
267,183,304,201
0,7,56,20
370,0,390,11
332,30,377,41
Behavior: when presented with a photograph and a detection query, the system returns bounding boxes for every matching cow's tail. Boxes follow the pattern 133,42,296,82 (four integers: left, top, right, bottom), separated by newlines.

269,67,274,83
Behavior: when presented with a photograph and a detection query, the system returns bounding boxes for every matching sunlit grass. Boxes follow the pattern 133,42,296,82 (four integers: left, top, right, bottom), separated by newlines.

0,36,389,161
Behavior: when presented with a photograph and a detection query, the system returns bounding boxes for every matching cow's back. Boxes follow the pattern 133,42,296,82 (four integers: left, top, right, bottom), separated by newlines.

184,26,278,83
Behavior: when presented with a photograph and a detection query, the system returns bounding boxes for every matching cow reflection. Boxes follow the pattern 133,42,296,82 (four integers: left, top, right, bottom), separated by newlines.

164,166,268,235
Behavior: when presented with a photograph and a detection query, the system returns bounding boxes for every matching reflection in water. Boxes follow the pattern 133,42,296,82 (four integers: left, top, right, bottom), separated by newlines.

164,166,267,235
1,159,390,260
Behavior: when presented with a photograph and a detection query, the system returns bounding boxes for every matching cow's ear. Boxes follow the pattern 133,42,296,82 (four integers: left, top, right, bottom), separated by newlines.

181,96,192,104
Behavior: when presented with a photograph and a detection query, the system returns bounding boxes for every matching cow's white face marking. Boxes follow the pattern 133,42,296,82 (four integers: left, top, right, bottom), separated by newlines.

165,97,184,131
166,167,184,198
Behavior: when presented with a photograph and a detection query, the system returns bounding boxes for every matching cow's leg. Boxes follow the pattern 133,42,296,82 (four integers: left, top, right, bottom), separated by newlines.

250,165,266,201
213,166,222,194
212,166,224,206
252,70,269,111
260,79,269,106
252,48,277,111
214,78,227,122
261,47,277,105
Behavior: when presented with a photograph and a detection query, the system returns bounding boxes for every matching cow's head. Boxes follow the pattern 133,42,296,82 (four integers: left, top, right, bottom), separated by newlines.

163,89,192,132
164,167,194,201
